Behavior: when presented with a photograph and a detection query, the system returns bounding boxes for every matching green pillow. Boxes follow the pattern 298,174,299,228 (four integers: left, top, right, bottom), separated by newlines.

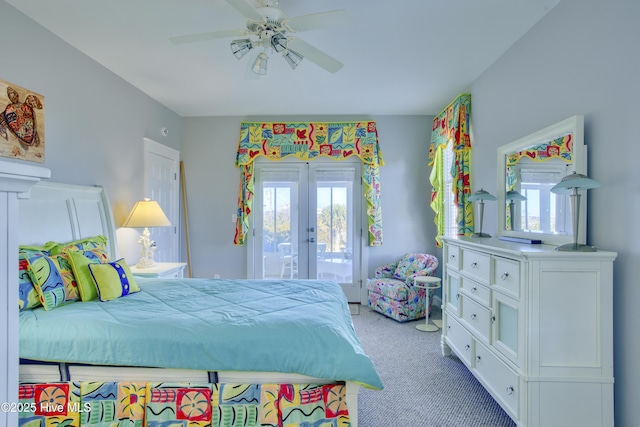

65,248,109,301
88,259,140,302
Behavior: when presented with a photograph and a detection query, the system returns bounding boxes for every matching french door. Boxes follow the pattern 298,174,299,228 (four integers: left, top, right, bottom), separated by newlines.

250,161,362,302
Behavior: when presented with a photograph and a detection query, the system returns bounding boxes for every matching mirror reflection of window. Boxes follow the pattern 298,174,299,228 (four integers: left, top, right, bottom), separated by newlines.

515,164,571,234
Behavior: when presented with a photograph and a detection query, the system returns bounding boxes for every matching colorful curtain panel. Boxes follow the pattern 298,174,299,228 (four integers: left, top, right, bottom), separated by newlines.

18,381,351,427
428,94,473,247
235,122,385,246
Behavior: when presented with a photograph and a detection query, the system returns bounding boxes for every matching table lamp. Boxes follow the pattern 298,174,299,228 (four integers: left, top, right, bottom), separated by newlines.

506,190,526,231
468,189,496,237
550,172,600,251
123,198,171,267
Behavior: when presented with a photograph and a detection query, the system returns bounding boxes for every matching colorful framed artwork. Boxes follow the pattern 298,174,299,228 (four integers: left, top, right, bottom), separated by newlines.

0,78,45,162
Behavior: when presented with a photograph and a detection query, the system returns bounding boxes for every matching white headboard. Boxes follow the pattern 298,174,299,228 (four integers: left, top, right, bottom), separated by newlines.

18,181,118,260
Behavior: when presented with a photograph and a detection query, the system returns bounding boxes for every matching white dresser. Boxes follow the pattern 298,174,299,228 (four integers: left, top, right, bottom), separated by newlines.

441,236,616,427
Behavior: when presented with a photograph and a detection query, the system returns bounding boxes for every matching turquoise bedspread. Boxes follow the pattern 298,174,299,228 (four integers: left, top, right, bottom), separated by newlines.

19,278,383,390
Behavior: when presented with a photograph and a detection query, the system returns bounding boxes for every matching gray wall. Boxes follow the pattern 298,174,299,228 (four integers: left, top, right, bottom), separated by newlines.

470,0,640,424
181,115,439,280
0,2,183,261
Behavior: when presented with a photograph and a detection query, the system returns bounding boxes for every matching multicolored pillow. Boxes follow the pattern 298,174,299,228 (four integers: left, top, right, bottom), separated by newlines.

50,251,80,302
20,249,69,311
18,256,42,311
50,235,108,255
65,247,110,301
88,259,140,302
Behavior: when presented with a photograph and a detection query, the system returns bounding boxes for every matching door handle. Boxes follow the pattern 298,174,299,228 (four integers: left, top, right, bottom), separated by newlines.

309,237,316,243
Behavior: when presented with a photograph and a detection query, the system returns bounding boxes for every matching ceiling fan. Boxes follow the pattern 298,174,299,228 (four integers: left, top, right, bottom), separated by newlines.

170,0,350,76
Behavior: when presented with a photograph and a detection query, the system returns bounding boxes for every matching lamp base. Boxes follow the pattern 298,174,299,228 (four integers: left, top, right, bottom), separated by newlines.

135,257,157,268
471,232,492,238
555,243,597,252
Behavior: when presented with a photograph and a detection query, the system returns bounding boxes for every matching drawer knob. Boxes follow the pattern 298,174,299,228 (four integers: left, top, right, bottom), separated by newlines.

464,344,470,351
471,262,478,268
501,272,509,280
471,313,477,320
491,315,496,323
476,356,481,363
506,386,514,395
450,254,456,260
456,293,460,300
471,286,477,293
447,325,451,331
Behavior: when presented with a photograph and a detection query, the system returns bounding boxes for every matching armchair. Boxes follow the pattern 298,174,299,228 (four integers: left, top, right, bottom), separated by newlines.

367,253,439,322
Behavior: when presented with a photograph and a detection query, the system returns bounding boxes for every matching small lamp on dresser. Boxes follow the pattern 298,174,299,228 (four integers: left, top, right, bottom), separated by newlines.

550,172,600,251
468,188,496,237
123,198,171,268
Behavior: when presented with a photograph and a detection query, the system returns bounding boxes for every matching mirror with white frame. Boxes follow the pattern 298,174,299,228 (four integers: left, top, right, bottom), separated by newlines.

497,115,586,245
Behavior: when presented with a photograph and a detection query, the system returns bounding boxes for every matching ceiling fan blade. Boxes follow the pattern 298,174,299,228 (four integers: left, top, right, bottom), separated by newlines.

285,9,352,32
225,0,264,21
287,37,343,73
170,29,248,44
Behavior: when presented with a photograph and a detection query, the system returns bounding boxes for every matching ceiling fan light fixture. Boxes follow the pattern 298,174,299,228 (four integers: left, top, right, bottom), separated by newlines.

230,38,254,59
270,32,288,52
283,49,303,69
252,52,269,75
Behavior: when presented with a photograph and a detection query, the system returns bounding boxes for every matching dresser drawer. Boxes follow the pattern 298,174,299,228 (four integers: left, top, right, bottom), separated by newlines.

446,316,474,366
461,278,491,305
461,249,490,284
461,295,491,342
474,341,519,418
446,244,461,271
493,256,520,297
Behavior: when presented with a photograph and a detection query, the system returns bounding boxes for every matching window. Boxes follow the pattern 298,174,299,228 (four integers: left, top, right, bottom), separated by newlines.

443,142,458,238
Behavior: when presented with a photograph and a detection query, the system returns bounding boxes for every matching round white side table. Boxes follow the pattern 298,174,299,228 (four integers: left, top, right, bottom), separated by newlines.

414,276,441,332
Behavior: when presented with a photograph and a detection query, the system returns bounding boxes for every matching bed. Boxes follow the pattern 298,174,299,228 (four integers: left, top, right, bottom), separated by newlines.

16,181,382,426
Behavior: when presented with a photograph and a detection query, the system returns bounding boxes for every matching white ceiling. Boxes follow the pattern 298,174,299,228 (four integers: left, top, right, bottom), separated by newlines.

6,0,560,117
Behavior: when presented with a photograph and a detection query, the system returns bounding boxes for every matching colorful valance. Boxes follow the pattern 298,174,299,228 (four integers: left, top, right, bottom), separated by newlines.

234,122,384,246
428,94,473,247
506,133,573,166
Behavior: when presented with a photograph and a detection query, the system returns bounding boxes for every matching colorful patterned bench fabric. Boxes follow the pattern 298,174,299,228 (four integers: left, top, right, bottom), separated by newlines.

18,381,350,426
367,253,438,322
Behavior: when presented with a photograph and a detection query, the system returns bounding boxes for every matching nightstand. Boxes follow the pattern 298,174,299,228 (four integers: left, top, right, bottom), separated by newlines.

130,262,187,279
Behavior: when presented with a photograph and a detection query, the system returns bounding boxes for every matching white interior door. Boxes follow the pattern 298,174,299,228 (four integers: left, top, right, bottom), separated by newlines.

144,138,180,262
251,161,362,302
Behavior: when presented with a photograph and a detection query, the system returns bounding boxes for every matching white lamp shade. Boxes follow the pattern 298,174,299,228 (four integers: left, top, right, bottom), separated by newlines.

550,172,601,194
122,199,171,228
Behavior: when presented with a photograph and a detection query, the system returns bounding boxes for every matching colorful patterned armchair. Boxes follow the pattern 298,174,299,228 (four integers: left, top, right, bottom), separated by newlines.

367,253,439,322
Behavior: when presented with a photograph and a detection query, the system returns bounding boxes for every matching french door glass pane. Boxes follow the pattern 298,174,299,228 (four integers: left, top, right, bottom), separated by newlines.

261,176,299,279
316,176,353,283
